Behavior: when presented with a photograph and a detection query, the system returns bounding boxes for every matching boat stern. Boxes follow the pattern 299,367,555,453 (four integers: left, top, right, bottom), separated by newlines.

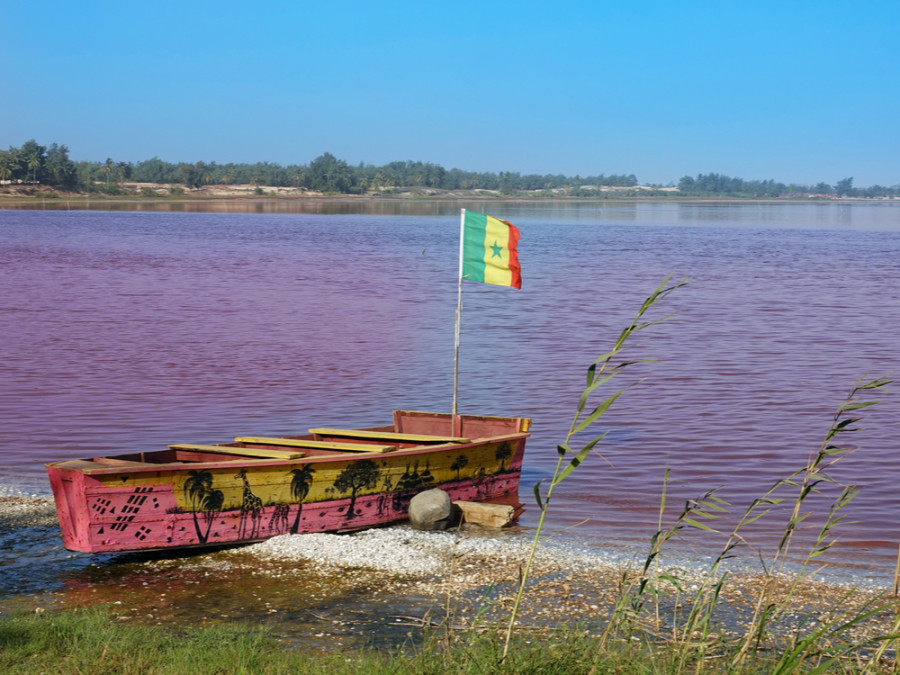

46,463,94,552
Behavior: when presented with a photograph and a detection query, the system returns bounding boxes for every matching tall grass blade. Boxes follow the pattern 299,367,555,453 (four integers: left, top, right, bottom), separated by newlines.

500,275,688,659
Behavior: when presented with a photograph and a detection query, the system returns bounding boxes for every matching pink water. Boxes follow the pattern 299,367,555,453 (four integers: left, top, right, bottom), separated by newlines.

2,201,899,576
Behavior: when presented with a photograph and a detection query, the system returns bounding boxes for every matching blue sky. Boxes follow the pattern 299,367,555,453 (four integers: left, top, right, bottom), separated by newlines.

3,0,898,186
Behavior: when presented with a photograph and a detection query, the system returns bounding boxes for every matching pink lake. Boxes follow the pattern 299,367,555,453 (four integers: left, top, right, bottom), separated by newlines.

2,200,899,579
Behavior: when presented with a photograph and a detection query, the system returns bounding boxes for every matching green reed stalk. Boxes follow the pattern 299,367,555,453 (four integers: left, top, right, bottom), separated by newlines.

731,374,893,670
878,542,900,671
500,275,688,659
492,272,892,669
596,472,727,657
644,373,896,674
586,373,893,675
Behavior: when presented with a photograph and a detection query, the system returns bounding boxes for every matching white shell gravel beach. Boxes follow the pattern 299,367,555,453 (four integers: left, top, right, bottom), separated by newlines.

242,526,627,578
0,493,57,529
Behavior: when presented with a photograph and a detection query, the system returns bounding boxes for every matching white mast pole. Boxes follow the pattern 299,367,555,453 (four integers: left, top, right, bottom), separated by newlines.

452,208,466,430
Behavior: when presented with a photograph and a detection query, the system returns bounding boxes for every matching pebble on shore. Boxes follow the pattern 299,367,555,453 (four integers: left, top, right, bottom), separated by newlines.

0,494,58,529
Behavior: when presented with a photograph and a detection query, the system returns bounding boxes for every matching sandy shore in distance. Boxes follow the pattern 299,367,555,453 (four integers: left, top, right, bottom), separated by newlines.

7,181,888,205
0,181,504,201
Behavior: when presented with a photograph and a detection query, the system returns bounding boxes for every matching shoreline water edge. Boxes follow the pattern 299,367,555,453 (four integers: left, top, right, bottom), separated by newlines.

2,491,895,654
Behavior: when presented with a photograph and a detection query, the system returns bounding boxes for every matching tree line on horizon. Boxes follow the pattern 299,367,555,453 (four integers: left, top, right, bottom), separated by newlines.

2,139,897,199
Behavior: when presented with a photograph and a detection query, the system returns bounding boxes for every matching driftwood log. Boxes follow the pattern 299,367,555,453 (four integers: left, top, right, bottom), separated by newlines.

454,501,517,528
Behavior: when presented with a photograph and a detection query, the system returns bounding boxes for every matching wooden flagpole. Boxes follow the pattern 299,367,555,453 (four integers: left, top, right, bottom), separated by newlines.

452,208,466,432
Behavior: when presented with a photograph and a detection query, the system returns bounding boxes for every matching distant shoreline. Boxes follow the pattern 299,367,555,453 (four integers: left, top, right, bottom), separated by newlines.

2,182,899,209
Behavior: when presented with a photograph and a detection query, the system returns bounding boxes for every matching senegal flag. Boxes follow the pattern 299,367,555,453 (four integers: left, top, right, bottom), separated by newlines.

460,210,522,289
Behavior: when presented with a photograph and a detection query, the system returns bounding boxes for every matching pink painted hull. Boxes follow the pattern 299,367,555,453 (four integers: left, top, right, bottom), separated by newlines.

46,411,530,553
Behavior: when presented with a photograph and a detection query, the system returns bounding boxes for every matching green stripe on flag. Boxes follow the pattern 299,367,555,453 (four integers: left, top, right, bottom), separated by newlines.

462,210,488,283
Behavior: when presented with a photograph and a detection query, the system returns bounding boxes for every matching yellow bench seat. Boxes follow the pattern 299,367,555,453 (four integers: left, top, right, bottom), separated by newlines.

169,444,306,460
234,437,397,454
308,428,470,444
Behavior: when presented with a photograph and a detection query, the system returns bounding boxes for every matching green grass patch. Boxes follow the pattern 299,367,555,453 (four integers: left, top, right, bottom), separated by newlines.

0,607,290,674
0,606,817,675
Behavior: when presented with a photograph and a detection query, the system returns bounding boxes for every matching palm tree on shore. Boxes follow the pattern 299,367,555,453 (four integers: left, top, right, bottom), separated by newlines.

101,158,114,186
27,154,40,183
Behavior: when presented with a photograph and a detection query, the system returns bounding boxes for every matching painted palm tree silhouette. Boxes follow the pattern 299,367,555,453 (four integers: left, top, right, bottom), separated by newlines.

450,454,469,480
289,465,315,534
184,470,224,544
495,443,512,472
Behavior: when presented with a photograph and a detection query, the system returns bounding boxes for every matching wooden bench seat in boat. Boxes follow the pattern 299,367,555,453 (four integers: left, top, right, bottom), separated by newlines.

308,428,471,444
234,437,397,453
168,444,306,460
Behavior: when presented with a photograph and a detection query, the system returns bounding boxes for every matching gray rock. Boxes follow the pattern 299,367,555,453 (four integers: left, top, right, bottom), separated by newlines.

408,489,461,531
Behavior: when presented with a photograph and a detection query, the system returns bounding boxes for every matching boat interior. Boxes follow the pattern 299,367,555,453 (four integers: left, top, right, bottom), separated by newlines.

49,429,476,473
47,412,530,474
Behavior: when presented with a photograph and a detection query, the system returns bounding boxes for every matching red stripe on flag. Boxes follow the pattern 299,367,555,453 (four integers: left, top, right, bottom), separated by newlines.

505,220,522,289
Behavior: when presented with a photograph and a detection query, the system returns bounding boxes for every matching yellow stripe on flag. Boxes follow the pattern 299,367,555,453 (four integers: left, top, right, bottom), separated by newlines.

482,215,514,286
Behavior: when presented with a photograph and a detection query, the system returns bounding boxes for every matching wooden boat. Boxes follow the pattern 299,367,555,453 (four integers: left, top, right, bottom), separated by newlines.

46,410,531,553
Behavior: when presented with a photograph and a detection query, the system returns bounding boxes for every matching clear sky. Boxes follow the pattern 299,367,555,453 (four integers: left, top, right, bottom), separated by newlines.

3,0,898,186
